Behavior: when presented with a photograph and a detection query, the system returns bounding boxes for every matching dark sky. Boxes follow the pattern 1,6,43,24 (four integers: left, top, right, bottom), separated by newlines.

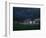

13,7,40,21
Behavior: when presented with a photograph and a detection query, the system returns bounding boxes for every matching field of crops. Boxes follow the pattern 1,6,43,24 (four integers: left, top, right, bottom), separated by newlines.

13,23,40,31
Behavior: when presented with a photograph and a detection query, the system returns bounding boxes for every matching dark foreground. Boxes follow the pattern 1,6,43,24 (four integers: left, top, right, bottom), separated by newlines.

13,23,40,31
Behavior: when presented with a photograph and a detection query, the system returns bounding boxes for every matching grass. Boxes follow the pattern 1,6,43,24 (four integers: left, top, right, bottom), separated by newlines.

13,23,40,31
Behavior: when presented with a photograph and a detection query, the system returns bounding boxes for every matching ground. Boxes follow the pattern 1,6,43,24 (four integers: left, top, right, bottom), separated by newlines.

13,23,40,31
